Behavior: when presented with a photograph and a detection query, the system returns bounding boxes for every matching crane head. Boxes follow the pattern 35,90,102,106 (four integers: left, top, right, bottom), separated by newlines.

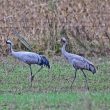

61,37,67,44
6,40,14,46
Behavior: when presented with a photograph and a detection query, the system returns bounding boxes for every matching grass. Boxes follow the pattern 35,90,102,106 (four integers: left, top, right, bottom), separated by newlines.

0,56,110,110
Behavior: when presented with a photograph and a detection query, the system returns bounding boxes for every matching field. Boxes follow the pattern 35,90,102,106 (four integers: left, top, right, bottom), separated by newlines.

0,56,110,110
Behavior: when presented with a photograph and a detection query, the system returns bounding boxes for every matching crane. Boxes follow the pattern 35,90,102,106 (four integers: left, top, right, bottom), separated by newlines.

6,40,50,87
60,37,96,90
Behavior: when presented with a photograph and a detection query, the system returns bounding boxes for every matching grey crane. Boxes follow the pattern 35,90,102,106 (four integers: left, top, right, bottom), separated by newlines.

60,37,96,90
6,40,50,87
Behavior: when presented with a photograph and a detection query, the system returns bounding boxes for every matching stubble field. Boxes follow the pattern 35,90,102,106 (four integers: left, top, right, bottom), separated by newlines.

0,56,110,110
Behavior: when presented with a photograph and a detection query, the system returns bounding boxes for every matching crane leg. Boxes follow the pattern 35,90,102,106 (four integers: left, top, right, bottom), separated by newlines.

29,66,43,87
36,66,43,74
70,69,77,89
29,65,33,87
32,66,43,79
81,70,89,90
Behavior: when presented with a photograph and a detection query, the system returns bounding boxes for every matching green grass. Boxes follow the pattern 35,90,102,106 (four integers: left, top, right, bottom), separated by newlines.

0,92,110,110
0,56,110,110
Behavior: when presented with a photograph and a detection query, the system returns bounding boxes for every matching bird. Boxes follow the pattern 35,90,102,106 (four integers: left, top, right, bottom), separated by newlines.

6,40,50,87
60,37,96,90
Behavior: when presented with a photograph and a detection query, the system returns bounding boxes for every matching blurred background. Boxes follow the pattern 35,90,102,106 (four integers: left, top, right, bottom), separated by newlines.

0,0,110,57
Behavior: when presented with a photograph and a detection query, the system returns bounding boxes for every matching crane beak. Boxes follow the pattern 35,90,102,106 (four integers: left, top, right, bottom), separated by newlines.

58,39,64,44
57,39,62,47
57,39,61,43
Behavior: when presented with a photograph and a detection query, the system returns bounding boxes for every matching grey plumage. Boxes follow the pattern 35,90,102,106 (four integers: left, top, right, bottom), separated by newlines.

61,37,96,90
6,40,50,86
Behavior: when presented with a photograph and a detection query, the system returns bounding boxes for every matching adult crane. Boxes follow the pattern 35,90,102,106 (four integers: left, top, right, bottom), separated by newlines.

60,37,96,90
6,40,50,87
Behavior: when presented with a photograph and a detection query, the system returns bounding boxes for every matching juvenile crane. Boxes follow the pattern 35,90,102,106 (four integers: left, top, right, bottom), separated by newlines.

6,40,50,86
60,37,96,90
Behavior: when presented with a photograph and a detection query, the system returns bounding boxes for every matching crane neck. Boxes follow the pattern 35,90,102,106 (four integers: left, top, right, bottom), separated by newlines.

8,44,14,54
61,42,67,54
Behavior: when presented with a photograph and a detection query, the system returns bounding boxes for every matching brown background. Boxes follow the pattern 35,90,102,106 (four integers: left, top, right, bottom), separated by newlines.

0,0,110,56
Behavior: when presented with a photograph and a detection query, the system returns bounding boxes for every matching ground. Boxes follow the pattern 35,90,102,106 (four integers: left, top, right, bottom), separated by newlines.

0,56,110,110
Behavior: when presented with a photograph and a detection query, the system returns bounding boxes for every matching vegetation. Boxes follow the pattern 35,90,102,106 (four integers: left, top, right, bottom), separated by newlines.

0,56,110,110
0,0,110,56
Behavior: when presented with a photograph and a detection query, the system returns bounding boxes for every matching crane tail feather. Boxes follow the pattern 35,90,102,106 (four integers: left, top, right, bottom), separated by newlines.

88,64,96,74
40,55,50,69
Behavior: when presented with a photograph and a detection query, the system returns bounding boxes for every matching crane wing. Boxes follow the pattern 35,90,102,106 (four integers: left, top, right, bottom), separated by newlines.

71,58,87,69
67,53,93,65
12,51,41,64
70,54,96,73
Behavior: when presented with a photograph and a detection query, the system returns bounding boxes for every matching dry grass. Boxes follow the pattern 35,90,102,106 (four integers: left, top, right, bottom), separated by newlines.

0,0,110,56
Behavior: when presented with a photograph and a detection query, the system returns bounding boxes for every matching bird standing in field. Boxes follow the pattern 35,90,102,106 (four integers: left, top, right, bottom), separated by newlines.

60,37,96,90
6,40,50,87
